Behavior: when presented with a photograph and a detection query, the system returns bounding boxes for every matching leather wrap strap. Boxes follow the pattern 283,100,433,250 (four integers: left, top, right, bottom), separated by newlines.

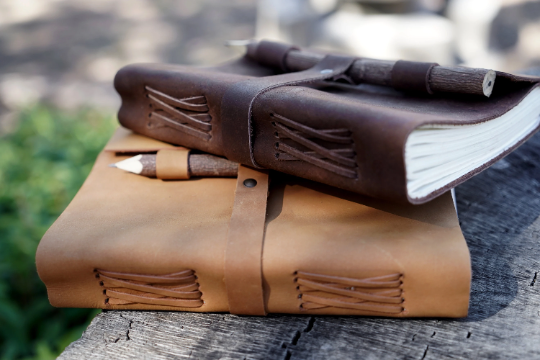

224,166,270,315
156,149,190,179
391,60,439,94
254,40,299,72
220,55,357,168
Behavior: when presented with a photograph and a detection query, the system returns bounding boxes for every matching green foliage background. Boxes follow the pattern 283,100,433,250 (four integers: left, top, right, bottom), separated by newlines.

0,106,117,359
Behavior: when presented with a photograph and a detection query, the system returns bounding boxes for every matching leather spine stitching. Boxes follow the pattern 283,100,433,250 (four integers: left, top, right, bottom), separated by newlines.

146,86,208,112
295,271,404,314
145,86,212,141
95,269,203,308
151,112,211,141
273,113,352,143
275,123,356,167
272,113,357,179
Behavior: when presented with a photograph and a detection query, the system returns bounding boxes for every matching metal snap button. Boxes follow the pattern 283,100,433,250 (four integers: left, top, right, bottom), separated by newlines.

243,178,257,188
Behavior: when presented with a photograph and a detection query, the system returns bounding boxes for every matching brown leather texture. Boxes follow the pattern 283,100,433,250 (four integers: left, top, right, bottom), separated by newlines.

114,43,540,204
391,60,438,94
104,126,179,153
220,55,357,168
253,40,299,72
36,129,471,317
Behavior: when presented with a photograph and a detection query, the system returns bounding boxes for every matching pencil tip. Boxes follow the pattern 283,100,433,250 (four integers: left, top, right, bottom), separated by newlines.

110,154,144,174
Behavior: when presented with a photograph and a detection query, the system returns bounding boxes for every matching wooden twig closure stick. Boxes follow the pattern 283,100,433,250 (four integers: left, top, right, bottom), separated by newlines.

188,154,238,177
245,42,496,97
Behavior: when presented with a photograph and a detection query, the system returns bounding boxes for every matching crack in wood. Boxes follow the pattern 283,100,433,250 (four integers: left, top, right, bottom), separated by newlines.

116,313,134,342
282,317,316,359
284,350,292,360
420,345,429,360
291,331,301,346
305,317,315,333
126,320,132,341
530,272,537,287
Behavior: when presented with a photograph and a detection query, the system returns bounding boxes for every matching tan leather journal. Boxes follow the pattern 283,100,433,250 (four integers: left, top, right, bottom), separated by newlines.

36,128,471,317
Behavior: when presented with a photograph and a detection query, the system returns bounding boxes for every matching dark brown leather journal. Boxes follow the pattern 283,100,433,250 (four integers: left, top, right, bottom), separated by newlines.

114,41,540,204
36,128,471,317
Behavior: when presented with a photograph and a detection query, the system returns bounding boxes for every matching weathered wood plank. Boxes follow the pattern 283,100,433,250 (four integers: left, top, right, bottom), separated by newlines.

59,312,311,359
60,131,540,359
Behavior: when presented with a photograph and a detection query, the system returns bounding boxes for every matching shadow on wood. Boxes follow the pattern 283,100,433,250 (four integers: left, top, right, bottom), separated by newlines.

457,132,540,321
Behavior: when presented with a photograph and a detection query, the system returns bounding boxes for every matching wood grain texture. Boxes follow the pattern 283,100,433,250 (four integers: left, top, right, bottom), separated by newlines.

189,154,238,177
59,132,540,359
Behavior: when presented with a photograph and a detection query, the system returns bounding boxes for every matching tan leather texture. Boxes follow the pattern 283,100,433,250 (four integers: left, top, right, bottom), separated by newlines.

156,149,190,180
36,129,471,317
225,166,269,315
114,43,540,204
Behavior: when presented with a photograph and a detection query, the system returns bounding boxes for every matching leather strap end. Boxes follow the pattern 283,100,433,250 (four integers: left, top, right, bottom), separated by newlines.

224,166,269,315
391,60,439,94
255,40,299,72
156,149,191,180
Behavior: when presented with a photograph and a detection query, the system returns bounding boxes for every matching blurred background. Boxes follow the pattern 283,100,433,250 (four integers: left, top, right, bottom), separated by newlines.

1,0,539,358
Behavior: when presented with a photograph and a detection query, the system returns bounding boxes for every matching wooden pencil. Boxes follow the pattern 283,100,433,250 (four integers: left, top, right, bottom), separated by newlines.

110,154,238,178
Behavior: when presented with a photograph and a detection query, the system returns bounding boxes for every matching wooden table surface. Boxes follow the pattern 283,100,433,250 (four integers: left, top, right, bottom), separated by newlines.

59,131,540,359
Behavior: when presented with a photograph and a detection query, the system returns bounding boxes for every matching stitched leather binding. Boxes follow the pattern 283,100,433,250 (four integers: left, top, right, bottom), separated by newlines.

272,113,357,178
96,269,203,308
295,272,403,314
146,86,212,141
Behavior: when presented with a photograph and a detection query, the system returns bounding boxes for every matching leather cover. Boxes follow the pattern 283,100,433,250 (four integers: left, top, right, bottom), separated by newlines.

36,129,471,317
114,44,540,204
